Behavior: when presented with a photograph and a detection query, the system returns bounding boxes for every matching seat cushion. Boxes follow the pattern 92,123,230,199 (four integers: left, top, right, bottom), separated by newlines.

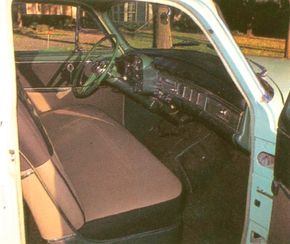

40,104,183,239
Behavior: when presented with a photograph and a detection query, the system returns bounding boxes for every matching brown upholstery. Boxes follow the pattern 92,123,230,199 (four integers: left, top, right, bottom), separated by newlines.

18,100,84,240
40,105,182,222
21,159,85,240
18,97,183,241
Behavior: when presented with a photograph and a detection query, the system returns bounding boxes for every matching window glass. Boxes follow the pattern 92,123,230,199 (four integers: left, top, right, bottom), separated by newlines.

109,2,153,48
109,3,216,55
78,9,112,51
12,2,112,52
13,3,76,52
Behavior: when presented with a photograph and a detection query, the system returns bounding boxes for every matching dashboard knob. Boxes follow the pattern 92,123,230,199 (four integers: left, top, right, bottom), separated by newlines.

220,109,228,116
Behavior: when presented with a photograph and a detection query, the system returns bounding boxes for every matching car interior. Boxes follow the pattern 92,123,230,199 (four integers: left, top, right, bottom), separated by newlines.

13,0,256,243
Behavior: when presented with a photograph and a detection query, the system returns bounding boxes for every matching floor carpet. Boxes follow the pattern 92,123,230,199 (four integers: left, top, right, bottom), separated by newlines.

142,120,250,244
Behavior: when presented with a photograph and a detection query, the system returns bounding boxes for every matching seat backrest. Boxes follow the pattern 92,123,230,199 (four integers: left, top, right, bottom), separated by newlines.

18,94,85,241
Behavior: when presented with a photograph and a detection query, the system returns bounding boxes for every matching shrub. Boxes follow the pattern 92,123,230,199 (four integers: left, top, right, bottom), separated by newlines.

22,14,74,30
35,24,49,32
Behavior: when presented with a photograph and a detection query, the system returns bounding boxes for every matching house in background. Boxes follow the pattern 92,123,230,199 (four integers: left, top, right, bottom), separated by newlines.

16,2,152,23
111,2,153,24
13,2,153,27
12,3,76,22
24,3,76,17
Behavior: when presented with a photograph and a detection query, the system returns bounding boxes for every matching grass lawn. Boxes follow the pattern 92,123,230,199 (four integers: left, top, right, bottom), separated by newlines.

123,29,286,58
234,34,285,58
13,28,106,52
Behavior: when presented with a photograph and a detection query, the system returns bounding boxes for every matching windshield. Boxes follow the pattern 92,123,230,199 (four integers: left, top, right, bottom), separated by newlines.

109,3,215,55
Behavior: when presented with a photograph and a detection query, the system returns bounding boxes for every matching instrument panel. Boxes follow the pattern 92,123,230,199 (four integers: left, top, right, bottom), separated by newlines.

156,74,243,133
116,54,143,84
115,53,245,137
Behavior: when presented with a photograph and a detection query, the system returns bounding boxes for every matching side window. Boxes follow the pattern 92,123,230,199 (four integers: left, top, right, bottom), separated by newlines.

12,2,111,52
13,3,76,52
78,9,112,51
110,3,215,55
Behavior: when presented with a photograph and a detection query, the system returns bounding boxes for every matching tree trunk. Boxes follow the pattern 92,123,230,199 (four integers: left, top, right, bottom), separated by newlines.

286,18,290,58
153,4,172,48
246,0,255,36
286,2,290,58
16,5,23,28
246,16,254,36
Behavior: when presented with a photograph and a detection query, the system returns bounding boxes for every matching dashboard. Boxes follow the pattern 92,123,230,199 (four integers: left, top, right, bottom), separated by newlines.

155,73,244,134
114,51,247,143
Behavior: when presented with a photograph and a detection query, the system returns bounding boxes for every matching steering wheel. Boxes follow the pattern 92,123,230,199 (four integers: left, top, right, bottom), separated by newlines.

72,34,119,98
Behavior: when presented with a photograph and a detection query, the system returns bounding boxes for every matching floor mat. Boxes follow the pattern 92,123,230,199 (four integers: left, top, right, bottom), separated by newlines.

143,120,250,244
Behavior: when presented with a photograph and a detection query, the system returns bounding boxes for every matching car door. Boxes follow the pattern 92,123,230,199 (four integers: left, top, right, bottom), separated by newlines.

268,92,290,243
13,1,124,123
14,2,86,88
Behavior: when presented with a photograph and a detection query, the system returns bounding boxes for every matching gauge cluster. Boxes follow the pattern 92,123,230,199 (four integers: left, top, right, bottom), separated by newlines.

115,54,143,91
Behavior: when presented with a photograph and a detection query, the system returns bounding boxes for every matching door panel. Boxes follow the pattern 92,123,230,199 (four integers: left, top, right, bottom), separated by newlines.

16,60,71,88
15,51,123,123
269,92,290,243
16,50,113,88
